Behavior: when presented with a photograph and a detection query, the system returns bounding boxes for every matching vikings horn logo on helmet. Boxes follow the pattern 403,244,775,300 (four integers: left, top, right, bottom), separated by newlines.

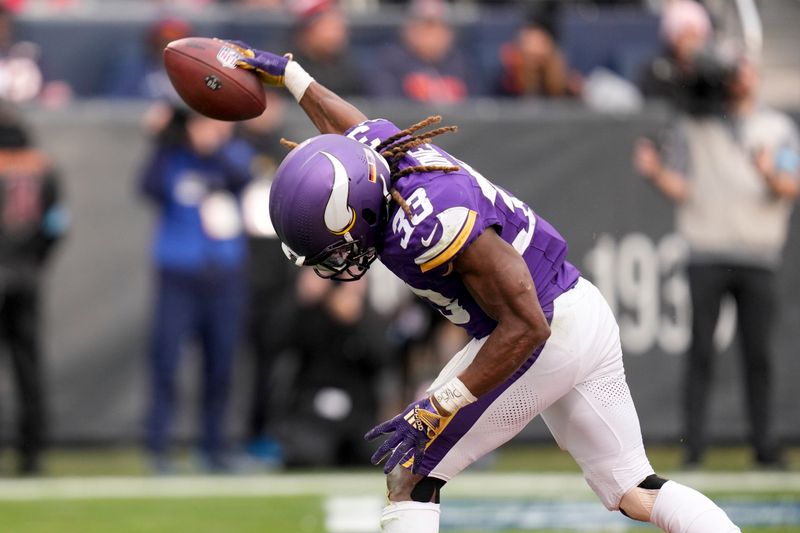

320,151,356,235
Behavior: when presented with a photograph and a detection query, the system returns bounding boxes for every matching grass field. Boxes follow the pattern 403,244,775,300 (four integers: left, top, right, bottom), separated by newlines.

0,446,797,532
13,443,798,477
0,497,323,533
0,493,798,533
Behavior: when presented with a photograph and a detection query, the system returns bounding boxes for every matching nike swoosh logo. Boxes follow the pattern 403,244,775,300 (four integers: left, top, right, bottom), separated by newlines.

421,223,439,247
320,151,355,234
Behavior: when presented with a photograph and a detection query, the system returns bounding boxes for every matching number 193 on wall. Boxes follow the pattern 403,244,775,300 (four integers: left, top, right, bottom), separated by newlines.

583,233,736,356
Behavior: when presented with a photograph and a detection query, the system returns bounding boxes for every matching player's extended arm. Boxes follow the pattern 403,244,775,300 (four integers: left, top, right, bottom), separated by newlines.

233,43,367,134
299,83,368,136
364,228,550,474
450,228,551,399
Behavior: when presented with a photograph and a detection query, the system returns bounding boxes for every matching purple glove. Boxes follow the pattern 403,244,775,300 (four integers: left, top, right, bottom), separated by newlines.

365,397,446,474
224,39,289,86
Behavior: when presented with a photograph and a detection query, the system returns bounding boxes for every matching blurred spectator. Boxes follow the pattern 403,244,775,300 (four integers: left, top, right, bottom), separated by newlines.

0,6,71,106
153,0,215,8
105,17,191,100
221,0,283,7
275,269,384,467
387,295,467,402
633,59,798,469
369,0,473,102
381,0,646,6
236,95,297,466
0,105,67,475
496,6,581,98
638,0,733,115
139,106,254,473
1,0,78,14
290,0,365,97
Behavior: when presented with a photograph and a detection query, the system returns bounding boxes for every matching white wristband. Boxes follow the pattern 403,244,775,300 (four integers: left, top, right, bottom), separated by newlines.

284,61,315,102
432,377,477,415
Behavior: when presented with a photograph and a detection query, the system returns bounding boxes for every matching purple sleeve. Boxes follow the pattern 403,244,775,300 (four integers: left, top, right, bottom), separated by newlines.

390,174,498,278
344,119,402,151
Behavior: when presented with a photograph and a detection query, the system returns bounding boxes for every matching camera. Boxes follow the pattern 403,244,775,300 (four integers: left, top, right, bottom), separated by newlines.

674,48,740,116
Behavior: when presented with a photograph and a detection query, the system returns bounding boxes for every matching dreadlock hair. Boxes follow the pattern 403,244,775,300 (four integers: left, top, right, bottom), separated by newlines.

278,116,460,217
280,138,299,149
376,115,460,217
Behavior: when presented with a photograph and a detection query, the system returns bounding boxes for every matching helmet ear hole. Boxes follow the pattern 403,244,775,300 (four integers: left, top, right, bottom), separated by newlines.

362,208,377,226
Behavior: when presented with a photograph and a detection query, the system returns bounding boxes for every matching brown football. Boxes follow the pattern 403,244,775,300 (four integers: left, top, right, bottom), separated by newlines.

163,37,266,121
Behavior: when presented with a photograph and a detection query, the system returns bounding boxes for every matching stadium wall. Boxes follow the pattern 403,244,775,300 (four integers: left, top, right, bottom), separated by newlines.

4,101,796,446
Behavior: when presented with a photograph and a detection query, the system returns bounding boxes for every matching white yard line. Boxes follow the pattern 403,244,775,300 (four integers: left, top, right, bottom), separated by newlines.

0,472,797,501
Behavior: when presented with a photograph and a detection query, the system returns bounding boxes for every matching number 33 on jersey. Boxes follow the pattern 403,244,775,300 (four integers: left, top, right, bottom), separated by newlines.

391,187,476,274
347,118,581,340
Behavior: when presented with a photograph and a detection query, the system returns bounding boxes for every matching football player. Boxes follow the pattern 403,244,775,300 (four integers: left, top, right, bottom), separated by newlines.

231,42,741,533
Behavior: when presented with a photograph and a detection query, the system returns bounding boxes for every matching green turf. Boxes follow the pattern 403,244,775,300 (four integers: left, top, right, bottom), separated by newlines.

1,446,797,533
0,497,797,533
4,444,794,478
489,444,800,473
0,496,325,533
453,531,800,533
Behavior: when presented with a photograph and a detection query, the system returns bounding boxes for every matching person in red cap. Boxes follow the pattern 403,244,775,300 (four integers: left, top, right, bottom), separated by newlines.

290,0,365,97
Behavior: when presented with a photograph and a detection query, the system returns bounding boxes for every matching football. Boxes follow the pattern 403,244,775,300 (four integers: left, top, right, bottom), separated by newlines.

163,37,266,121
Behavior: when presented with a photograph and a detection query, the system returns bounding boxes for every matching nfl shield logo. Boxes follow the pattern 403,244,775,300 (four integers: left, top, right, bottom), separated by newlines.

215,46,241,70
205,75,222,91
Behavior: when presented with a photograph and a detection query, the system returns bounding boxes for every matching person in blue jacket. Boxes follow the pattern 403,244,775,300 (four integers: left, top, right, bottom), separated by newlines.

140,105,253,472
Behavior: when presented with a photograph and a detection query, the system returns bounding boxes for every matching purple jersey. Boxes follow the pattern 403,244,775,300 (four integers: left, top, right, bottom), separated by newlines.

346,119,580,338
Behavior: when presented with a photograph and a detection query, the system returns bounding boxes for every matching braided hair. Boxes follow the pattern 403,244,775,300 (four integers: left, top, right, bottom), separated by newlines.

280,116,460,217
280,138,299,149
375,115,460,216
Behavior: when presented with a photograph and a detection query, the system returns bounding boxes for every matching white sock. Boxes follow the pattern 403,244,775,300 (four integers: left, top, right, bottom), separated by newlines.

650,480,740,532
380,501,440,533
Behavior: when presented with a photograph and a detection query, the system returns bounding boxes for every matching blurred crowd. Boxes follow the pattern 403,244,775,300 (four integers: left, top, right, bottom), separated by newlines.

0,0,678,108
0,0,796,475
0,0,646,13
1,0,795,108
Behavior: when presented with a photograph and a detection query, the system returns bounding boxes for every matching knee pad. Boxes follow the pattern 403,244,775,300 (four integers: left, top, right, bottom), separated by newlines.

638,474,667,490
410,477,446,504
620,475,668,522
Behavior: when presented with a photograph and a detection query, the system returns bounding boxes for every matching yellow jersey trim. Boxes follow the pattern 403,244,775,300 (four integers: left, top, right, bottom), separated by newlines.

400,411,457,470
419,210,477,273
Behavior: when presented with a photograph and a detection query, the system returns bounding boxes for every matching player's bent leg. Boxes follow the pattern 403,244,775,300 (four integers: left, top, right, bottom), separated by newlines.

386,465,445,502
544,382,741,533
380,466,446,533
620,475,741,532
632,478,740,532
540,280,739,532
619,474,665,521
377,279,618,533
